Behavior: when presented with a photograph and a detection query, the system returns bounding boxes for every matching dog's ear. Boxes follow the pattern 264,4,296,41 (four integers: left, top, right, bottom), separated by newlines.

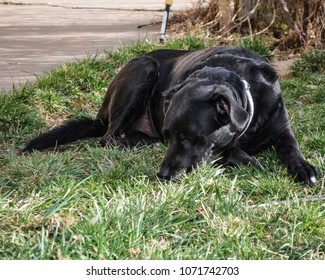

163,74,200,99
163,79,196,114
163,84,182,114
213,88,249,132
163,83,183,99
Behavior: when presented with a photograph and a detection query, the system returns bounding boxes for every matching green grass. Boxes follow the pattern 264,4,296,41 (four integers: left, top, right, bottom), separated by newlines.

237,35,273,60
291,49,325,76
0,38,324,260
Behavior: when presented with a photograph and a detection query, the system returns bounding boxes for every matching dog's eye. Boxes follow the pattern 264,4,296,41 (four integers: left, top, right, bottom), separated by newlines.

178,133,191,142
179,133,205,146
194,136,206,146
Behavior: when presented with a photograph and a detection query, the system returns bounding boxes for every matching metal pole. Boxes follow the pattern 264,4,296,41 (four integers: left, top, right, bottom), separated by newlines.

160,0,174,44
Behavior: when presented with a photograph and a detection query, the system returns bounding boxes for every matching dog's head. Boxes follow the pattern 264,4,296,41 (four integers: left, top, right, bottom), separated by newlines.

157,67,252,180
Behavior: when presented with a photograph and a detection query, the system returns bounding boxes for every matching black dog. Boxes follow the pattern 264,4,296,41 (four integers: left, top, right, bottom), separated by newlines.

24,46,317,184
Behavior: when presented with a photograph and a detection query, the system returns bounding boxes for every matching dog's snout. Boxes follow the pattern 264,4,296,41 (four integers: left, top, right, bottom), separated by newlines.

157,169,172,180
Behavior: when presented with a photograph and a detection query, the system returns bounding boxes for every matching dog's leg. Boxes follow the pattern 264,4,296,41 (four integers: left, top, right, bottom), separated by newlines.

274,130,317,184
114,132,160,148
97,56,160,147
220,147,264,168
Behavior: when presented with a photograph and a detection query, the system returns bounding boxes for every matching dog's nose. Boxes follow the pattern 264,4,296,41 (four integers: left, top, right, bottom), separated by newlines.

157,169,172,180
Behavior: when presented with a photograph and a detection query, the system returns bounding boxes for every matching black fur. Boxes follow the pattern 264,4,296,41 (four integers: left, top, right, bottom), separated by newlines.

24,46,317,184
24,118,106,151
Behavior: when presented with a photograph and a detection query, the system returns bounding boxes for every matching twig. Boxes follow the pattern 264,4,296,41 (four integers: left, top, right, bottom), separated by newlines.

276,0,306,43
254,3,276,36
220,0,262,37
248,195,325,211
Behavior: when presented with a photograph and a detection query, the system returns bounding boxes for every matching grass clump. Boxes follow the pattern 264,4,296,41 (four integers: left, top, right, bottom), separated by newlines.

291,49,325,76
0,38,324,260
237,36,273,60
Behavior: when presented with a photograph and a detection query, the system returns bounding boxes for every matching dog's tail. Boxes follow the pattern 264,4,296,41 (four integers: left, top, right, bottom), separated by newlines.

24,118,107,152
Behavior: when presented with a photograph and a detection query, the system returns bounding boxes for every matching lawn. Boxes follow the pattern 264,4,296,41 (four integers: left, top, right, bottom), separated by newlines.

0,37,324,260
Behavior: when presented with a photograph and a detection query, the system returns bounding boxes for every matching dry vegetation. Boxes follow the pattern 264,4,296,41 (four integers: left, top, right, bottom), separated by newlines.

170,0,324,51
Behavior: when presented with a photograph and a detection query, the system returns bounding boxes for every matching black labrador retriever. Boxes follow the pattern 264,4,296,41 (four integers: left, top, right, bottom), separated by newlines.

24,46,317,184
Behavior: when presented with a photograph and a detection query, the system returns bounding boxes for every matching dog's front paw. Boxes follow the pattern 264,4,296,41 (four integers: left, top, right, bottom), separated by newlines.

289,161,318,184
99,135,114,147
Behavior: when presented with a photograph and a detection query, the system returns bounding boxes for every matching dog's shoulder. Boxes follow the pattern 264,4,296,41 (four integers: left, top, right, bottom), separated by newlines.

145,49,191,61
213,52,278,85
210,46,264,61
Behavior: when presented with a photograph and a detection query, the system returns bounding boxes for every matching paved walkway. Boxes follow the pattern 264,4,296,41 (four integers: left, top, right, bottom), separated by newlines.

0,0,195,92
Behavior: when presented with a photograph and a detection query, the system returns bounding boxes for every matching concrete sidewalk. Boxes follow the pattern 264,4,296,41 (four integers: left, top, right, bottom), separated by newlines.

0,0,194,92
